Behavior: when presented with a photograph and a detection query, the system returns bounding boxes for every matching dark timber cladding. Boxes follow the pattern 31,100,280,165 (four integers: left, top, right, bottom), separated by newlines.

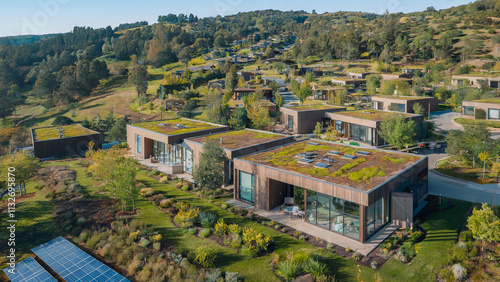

233,139,428,243
280,105,346,134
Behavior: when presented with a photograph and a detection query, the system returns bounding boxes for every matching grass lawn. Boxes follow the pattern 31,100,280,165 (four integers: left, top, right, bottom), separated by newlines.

454,118,500,129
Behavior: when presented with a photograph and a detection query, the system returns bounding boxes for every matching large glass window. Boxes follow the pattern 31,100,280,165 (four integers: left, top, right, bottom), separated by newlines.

239,171,255,204
135,135,142,154
365,196,390,239
335,121,344,134
184,148,193,173
391,103,405,112
349,124,372,144
375,101,383,110
330,198,344,233
306,191,317,225
463,106,475,116
316,194,330,230
287,115,294,129
343,201,360,240
489,109,500,120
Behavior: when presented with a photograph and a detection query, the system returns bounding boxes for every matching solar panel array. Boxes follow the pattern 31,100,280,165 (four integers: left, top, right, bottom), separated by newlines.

3,257,56,282
32,237,129,282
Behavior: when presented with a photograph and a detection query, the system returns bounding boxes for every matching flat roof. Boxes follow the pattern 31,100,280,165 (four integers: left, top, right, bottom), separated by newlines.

371,95,435,101
331,110,415,121
188,129,289,150
469,99,500,104
131,118,223,136
452,74,500,79
286,104,346,111
33,124,97,141
241,140,423,192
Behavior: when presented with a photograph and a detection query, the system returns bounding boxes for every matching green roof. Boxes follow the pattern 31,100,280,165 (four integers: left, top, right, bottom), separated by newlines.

332,110,414,121
471,99,500,104
372,95,434,101
34,124,96,141
189,129,286,150
242,140,423,191
132,118,221,135
288,104,345,111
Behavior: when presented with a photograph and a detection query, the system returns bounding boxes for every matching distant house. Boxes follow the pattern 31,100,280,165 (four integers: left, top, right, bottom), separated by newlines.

371,96,439,115
280,105,346,134
188,65,215,72
299,67,323,77
310,83,344,100
402,67,425,75
331,77,366,87
208,79,226,90
262,76,286,86
31,124,102,159
233,87,273,100
462,99,500,120
348,72,373,79
238,71,262,82
380,73,413,81
451,75,500,89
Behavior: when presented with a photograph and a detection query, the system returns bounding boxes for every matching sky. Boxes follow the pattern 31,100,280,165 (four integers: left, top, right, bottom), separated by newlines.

0,0,473,37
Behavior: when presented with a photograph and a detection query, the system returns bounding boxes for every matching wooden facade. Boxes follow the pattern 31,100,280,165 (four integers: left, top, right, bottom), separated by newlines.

280,106,346,134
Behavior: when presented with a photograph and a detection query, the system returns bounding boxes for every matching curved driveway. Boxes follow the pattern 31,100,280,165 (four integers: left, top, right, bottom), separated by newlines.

429,110,463,133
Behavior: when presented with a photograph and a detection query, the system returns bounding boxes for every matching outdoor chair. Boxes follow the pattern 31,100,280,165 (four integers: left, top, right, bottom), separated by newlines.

284,197,294,206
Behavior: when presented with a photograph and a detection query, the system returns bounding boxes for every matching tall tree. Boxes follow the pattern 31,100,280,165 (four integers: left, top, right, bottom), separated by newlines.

193,142,228,196
379,114,417,149
128,64,148,97
467,203,500,250
0,151,40,195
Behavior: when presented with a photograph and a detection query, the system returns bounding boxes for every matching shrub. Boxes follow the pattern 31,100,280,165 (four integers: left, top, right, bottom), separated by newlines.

452,244,468,262
293,230,301,237
175,182,184,189
127,258,142,276
437,269,453,281
459,230,473,242
352,252,362,261
150,234,162,242
452,264,467,281
153,242,161,251
221,203,228,209
181,185,190,191
194,247,217,268
468,247,478,258
299,235,307,241
199,228,211,238
152,169,159,175
326,243,335,251
129,231,140,241
304,259,327,280
345,248,352,253
276,261,303,281
371,261,378,270
53,115,73,125
475,108,486,120
187,228,196,235
214,219,229,237
80,231,89,242
140,238,150,248
159,176,169,183
291,252,310,265
174,206,200,228
87,234,101,249
159,198,174,208
199,212,218,228
410,230,423,242
224,272,241,282
205,269,222,282
228,224,241,235
400,242,416,260
241,228,272,255
76,217,87,226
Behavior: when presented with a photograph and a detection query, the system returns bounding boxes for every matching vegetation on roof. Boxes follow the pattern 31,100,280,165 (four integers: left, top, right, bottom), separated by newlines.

133,119,218,135
34,125,95,141
471,99,500,104
194,130,283,150
288,104,344,111
372,95,433,100
243,140,421,191
333,110,412,121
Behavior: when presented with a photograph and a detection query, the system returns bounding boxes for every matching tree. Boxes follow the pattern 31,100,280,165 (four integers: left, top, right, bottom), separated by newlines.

297,84,313,104
275,94,284,109
178,48,192,68
478,151,491,179
334,89,347,106
313,122,322,137
228,107,247,130
248,106,272,130
412,103,425,115
109,116,129,142
193,142,228,197
53,115,73,125
0,151,41,195
366,74,382,95
467,203,500,250
379,114,417,150
128,64,148,96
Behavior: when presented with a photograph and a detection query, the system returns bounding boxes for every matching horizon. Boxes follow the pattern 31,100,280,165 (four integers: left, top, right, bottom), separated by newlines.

0,0,473,37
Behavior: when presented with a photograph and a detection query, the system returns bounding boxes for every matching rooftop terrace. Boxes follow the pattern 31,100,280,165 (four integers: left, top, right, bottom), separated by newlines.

33,124,97,141
331,110,414,121
132,118,221,135
242,140,423,191
189,129,287,150
287,104,345,111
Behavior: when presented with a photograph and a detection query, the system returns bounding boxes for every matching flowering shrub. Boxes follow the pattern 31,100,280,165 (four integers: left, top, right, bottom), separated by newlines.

241,228,272,257
174,206,200,228
214,219,229,237
194,246,217,268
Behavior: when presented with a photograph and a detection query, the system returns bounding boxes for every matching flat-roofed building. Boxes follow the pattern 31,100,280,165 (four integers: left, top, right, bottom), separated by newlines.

451,75,500,89
371,95,438,115
280,105,346,134
462,99,500,120
325,110,424,147
233,139,428,243
126,118,229,174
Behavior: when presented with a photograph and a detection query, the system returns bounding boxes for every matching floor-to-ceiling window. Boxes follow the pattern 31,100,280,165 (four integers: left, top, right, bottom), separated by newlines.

135,134,142,154
287,115,294,130
239,171,255,204
183,148,193,173
349,124,372,144
335,121,344,134
366,195,390,239
305,190,360,241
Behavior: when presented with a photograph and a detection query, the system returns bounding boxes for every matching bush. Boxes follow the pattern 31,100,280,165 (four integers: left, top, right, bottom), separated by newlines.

228,224,241,235
152,169,159,175
181,185,190,191
199,228,211,238
199,212,218,228
140,238,150,248
87,234,101,249
80,231,89,242
160,198,174,208
221,203,229,209
352,252,362,261
150,234,162,242
371,261,378,270
214,219,229,237
304,259,327,280
129,231,140,241
452,264,467,281
224,272,241,282
475,108,486,120
276,261,303,282
326,243,335,251
194,246,217,268
459,230,473,242
438,269,453,281
159,176,169,183
153,242,161,251
53,115,73,125
187,228,196,235
175,182,184,189
468,247,478,258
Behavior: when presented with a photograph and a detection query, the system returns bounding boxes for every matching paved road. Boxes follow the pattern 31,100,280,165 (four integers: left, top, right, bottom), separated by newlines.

429,110,463,133
429,170,500,206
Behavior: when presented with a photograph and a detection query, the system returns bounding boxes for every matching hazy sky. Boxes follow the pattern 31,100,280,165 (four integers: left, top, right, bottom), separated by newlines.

0,0,473,37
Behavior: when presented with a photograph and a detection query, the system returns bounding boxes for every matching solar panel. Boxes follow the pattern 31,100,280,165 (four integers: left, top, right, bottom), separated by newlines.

357,151,371,156
314,162,331,168
296,153,318,159
328,150,340,155
308,142,320,146
298,158,315,164
3,257,56,282
321,156,336,163
342,154,358,160
32,237,129,282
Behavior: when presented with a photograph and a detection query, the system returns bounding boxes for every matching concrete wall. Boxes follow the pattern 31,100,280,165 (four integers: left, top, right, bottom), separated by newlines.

462,101,500,120
281,107,346,134
33,133,103,159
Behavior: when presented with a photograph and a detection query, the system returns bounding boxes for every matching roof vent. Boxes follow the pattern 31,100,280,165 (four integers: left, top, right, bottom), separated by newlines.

328,150,340,155
314,162,331,169
321,156,336,163
308,142,320,146
298,158,315,164
342,154,358,160
357,151,371,156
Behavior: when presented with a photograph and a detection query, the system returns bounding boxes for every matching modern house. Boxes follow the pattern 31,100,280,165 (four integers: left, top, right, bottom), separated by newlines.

462,99,500,120
371,95,439,115
325,110,424,147
451,75,500,89
233,139,428,243
31,124,102,159
280,105,346,134
233,87,273,100
348,72,373,79
126,118,229,174
331,77,366,87
380,73,414,81
184,129,295,184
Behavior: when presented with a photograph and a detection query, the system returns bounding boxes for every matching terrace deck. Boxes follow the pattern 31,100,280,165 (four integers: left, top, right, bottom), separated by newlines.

242,140,422,191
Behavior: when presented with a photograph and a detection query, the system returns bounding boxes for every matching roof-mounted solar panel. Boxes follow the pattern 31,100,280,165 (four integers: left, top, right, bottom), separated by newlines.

298,158,315,164
342,154,358,160
321,156,336,163
314,162,331,168
328,150,340,155
357,151,371,156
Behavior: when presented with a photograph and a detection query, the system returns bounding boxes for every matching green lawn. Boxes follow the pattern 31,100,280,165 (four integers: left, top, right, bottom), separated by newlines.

454,118,500,129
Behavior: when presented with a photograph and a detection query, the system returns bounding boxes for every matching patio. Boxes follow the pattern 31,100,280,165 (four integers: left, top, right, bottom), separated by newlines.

138,158,195,183
227,199,397,256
